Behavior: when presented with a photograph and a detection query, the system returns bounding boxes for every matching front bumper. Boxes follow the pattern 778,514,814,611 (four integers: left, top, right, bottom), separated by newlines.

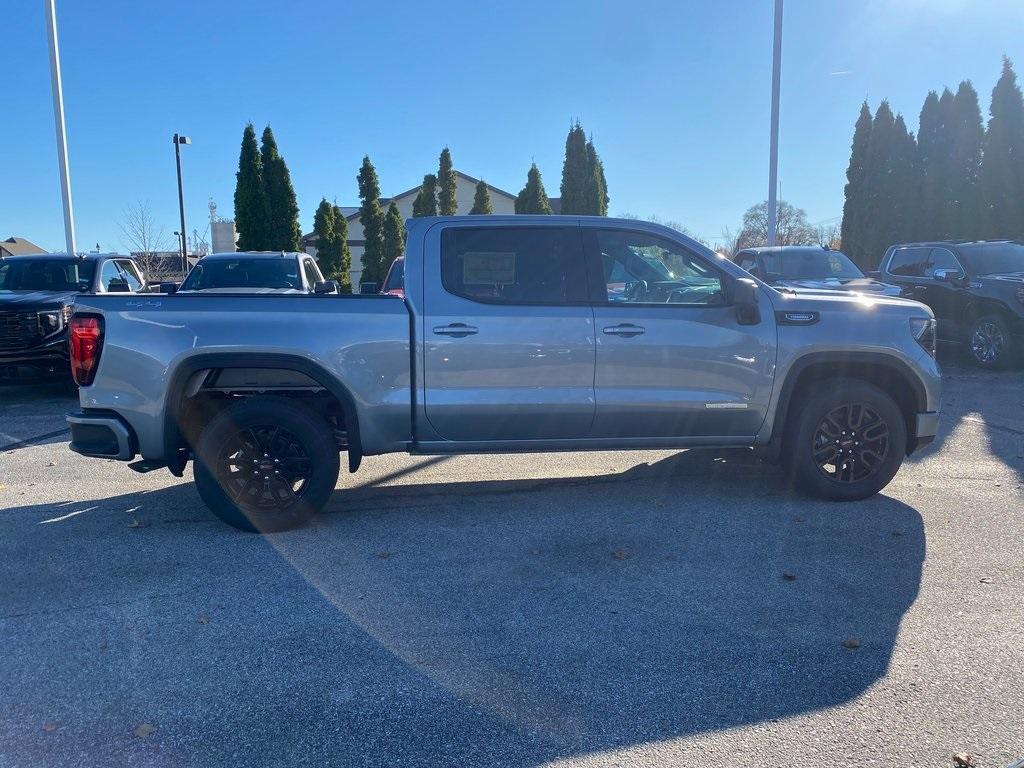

67,410,137,461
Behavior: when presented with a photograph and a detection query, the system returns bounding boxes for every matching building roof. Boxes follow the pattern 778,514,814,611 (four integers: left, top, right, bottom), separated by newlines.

1,237,47,256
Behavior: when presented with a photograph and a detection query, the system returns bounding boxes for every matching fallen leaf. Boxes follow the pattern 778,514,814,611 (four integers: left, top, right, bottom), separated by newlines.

42,721,58,733
612,549,631,561
841,637,861,650
47,461,57,467
375,551,391,560
197,615,210,625
127,519,144,529
979,577,994,584
782,572,796,582
952,752,976,767
134,723,156,738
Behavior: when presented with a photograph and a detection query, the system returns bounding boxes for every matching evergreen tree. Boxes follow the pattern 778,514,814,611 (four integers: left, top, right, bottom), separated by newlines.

946,81,984,239
437,147,457,215
585,138,609,215
515,163,553,214
935,88,958,238
260,126,301,251
858,102,899,267
412,173,438,217
889,115,921,246
470,179,494,214
332,204,352,293
382,202,406,276
981,57,1024,239
357,155,386,284
559,122,590,214
917,91,944,240
840,103,873,264
234,123,270,251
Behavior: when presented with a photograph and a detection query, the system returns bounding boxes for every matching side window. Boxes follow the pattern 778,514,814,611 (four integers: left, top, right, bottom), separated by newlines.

596,229,725,306
887,247,929,277
302,259,322,290
98,260,123,292
736,254,759,276
440,227,587,305
115,260,143,292
926,248,962,277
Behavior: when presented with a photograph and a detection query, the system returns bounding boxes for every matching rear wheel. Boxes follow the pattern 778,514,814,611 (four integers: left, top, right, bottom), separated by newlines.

967,314,1015,369
783,379,907,501
193,396,340,532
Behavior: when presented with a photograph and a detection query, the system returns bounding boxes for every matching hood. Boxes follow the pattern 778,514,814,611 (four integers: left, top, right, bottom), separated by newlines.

770,284,930,316
0,290,80,309
977,271,1024,284
774,277,903,297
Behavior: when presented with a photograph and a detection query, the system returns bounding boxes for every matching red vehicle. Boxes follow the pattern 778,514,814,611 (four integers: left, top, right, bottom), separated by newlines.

380,256,405,297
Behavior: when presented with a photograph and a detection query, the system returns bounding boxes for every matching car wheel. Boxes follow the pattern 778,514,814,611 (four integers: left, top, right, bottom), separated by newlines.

193,395,340,532
967,314,1015,369
783,379,907,501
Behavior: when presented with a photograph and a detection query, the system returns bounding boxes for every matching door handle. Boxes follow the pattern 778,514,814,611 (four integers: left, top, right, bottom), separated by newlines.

433,323,479,337
603,323,645,337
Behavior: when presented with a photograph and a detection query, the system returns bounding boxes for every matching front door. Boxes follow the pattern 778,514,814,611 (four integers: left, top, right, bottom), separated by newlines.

422,224,596,442
585,227,776,438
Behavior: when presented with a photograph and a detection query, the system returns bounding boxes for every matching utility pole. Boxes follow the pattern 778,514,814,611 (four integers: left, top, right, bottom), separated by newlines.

44,0,77,257
173,133,191,276
766,0,784,246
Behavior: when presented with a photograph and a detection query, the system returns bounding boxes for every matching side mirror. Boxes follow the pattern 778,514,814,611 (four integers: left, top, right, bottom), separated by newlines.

158,282,179,294
933,268,964,283
107,278,131,293
314,280,339,295
733,277,761,325
359,281,379,295
865,270,881,279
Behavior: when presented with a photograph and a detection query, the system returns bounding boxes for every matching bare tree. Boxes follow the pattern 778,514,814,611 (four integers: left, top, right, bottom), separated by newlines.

815,222,842,250
735,200,817,250
617,212,710,246
714,226,741,258
118,201,173,278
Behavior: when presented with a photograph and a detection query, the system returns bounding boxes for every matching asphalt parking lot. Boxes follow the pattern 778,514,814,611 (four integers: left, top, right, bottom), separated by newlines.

1,357,1023,768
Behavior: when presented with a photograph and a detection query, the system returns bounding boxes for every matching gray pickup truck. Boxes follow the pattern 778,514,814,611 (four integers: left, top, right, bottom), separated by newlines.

66,216,941,532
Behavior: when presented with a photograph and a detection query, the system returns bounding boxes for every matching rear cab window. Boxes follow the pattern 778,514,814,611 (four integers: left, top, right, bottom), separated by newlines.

440,227,587,305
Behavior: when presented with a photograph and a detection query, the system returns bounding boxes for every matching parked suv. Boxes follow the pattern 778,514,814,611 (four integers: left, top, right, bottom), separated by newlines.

0,252,146,380
734,246,901,297
879,240,1024,368
67,217,940,532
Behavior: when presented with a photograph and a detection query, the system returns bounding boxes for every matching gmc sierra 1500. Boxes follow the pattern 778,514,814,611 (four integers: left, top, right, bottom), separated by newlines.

66,216,940,532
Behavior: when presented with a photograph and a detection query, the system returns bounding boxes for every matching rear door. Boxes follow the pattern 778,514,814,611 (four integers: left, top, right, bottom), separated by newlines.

422,223,596,441
585,226,776,438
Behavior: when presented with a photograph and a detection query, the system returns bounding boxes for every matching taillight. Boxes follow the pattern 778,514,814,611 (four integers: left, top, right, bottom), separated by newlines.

69,314,104,386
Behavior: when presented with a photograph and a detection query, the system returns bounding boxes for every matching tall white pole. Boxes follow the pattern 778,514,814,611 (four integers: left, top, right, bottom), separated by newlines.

45,0,77,257
766,0,783,246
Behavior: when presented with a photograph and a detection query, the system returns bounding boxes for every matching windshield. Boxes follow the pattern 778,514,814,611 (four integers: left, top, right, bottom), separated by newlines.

763,249,864,280
0,258,96,292
959,242,1024,275
180,258,302,290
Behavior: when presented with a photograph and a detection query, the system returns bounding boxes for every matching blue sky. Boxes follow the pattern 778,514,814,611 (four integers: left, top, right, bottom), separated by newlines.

3,0,1021,252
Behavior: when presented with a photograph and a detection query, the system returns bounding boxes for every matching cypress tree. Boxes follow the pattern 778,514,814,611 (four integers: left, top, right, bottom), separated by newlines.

412,173,438,217
585,138,609,215
981,57,1024,239
935,88,958,238
332,204,352,293
946,81,984,239
234,123,270,251
382,202,406,276
470,179,494,214
917,91,944,240
858,101,898,267
559,122,590,214
357,155,386,284
260,126,301,251
890,115,920,246
438,147,457,215
840,103,873,263
515,163,553,214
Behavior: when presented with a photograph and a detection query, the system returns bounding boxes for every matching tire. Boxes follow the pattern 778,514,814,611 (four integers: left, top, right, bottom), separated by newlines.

967,314,1016,369
782,379,907,501
193,395,340,533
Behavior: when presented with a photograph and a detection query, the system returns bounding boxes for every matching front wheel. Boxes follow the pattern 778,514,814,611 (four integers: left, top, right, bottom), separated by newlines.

783,380,907,501
967,314,1015,369
193,396,340,532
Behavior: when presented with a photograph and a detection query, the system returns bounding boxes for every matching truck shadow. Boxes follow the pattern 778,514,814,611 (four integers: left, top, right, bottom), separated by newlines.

1,449,924,766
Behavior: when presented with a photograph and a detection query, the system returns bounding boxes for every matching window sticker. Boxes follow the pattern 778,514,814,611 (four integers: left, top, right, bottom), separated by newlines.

463,252,516,285
828,254,844,274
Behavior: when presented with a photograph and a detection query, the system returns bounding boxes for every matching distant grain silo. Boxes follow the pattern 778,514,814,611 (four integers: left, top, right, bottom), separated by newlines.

208,199,238,253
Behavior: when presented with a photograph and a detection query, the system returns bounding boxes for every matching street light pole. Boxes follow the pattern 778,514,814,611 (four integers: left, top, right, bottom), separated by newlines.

44,0,77,257
766,0,784,246
173,133,191,276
